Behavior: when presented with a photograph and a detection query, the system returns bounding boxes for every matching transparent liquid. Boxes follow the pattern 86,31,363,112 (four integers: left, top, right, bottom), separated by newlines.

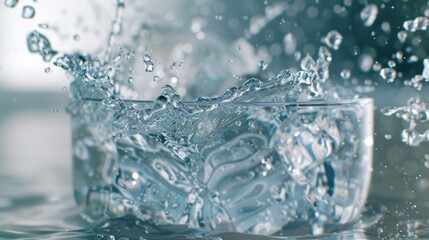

72,98,373,235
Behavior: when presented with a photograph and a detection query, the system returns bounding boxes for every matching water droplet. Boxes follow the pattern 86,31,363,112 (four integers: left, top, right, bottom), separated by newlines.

322,30,343,50
44,67,50,73
4,0,18,8
113,50,123,64
127,77,133,83
384,134,392,140
360,4,378,27
340,69,351,80
388,60,396,68
142,53,154,72
404,17,429,32
62,86,67,91
380,68,397,83
300,55,316,71
170,62,177,70
235,120,242,127
27,31,58,62
21,5,35,19
153,76,160,82
258,60,268,71
54,109,59,113
401,129,417,146
359,54,374,72
423,59,429,80
283,33,296,55
38,23,49,29
215,15,223,20
397,31,407,43
95,234,104,240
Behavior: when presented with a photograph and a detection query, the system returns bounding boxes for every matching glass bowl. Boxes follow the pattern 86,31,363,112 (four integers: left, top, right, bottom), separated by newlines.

71,97,373,235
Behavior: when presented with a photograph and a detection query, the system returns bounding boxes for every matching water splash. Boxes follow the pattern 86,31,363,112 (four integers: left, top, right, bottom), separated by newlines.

26,31,58,62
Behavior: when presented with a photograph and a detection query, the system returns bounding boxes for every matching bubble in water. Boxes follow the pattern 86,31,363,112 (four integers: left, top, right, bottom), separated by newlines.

153,76,160,82
388,60,396,68
258,60,268,71
54,109,59,113
380,68,397,83
142,53,154,72
44,67,50,73
127,77,133,83
322,30,343,50
360,4,378,27
21,5,35,19
340,69,351,80
397,31,407,43
4,0,18,8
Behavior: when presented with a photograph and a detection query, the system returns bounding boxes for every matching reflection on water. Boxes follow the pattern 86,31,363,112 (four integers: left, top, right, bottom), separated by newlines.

1,185,427,240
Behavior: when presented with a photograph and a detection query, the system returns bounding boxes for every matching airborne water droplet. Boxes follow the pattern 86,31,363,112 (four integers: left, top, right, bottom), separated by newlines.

4,0,18,8
397,31,407,43
403,17,429,32
38,23,49,29
388,60,396,68
128,77,133,83
423,59,429,80
142,53,154,72
322,30,343,50
153,76,160,82
45,67,50,73
360,4,378,27
384,134,392,140
380,68,397,83
340,69,351,80
22,5,35,19
258,60,268,71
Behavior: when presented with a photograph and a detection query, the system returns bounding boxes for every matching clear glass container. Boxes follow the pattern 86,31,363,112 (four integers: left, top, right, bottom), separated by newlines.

71,98,373,235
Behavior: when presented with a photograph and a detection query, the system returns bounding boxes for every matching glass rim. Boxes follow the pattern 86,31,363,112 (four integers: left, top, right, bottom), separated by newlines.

81,97,373,107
